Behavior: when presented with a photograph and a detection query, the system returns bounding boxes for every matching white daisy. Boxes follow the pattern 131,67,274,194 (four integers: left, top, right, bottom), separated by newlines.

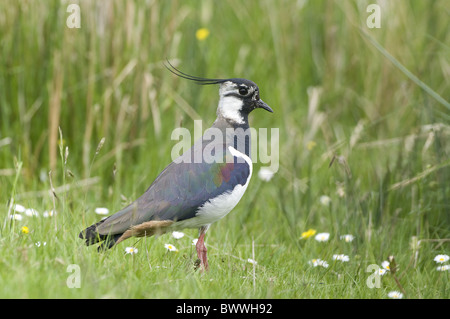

125,247,138,254
332,254,350,262
387,291,403,299
319,195,331,206
308,259,329,268
378,268,387,276
172,231,185,239
13,204,26,213
434,254,449,264
340,234,355,242
258,167,275,182
164,243,178,252
247,258,258,265
25,208,39,217
43,210,57,218
9,213,23,221
95,207,109,215
381,261,391,271
436,265,450,271
192,239,198,246
317,259,329,268
314,232,330,242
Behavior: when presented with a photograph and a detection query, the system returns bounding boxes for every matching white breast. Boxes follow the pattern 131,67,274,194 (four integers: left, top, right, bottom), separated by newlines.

171,146,252,230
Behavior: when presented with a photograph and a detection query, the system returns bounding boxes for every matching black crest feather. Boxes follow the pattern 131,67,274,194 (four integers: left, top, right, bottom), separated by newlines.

164,60,229,85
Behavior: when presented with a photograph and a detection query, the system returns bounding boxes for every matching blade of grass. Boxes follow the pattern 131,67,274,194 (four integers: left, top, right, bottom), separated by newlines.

359,28,450,111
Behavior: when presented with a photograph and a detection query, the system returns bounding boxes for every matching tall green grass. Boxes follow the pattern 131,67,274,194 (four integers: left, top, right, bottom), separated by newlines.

0,0,448,298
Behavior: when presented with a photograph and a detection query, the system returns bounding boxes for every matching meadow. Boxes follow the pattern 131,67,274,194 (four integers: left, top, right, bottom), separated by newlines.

0,0,449,299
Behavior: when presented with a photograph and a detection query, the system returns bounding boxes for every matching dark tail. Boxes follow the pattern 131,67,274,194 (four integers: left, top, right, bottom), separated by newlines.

79,221,123,251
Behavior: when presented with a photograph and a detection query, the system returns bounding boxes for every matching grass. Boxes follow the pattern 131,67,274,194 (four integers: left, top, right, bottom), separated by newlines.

0,0,449,298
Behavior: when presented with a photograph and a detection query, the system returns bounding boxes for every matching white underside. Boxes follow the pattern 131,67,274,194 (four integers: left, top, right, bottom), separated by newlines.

169,146,252,230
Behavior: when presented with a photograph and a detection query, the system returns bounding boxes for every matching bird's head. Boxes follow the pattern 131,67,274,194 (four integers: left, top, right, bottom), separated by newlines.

216,79,273,124
165,61,273,125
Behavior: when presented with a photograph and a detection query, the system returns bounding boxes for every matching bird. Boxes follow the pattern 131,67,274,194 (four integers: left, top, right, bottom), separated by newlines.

79,62,273,271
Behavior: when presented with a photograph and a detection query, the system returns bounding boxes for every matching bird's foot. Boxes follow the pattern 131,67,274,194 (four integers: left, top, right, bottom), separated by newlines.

195,226,209,272
194,258,202,271
193,257,209,272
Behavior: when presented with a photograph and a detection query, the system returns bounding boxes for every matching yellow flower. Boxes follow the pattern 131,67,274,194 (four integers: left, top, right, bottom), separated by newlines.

21,226,29,234
306,141,316,151
300,229,317,239
196,28,210,41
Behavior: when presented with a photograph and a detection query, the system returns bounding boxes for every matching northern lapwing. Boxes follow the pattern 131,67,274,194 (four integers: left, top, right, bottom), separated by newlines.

79,62,273,271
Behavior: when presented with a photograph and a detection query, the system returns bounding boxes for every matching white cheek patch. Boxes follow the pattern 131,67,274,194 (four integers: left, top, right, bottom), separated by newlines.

218,95,245,124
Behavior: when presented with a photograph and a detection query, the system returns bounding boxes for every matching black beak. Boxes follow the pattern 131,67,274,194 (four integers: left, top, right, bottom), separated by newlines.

256,99,273,113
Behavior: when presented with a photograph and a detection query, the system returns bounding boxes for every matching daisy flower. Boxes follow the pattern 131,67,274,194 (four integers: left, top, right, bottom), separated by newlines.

247,258,258,265
434,254,449,264
164,243,178,252
340,234,355,242
387,291,403,299
436,265,450,271
125,247,138,255
43,210,57,218
378,268,387,276
13,204,26,213
300,229,317,239
172,231,185,239
25,208,39,217
319,195,331,206
332,254,350,262
381,261,390,271
95,207,109,215
314,232,330,242
9,214,23,221
308,259,329,268
258,167,275,182
192,238,198,246
35,241,47,247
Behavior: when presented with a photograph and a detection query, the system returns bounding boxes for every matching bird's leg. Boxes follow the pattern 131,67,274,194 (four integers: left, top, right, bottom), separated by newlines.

196,225,209,271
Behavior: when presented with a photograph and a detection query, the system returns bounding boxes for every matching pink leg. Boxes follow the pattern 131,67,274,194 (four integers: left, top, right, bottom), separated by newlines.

196,226,209,271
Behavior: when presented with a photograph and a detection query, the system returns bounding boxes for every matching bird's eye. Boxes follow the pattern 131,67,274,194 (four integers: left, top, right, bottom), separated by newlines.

238,87,248,95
